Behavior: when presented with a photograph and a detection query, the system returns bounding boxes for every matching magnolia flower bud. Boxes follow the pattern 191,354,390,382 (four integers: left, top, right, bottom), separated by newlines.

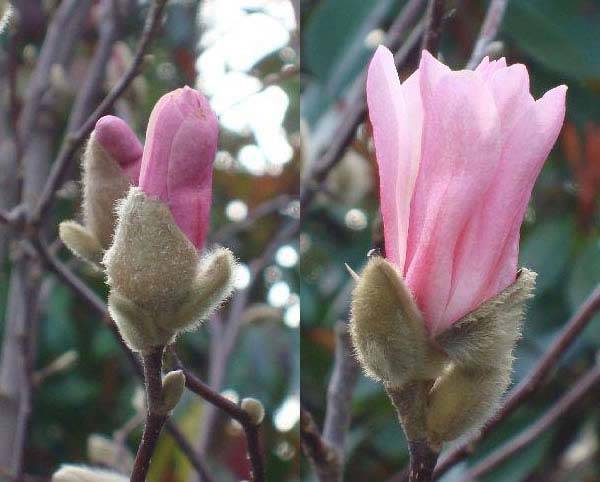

350,257,445,388
139,86,218,250
87,434,134,473
105,188,235,352
241,397,265,425
52,465,128,482
104,87,234,353
60,116,142,266
426,269,536,445
159,370,186,413
350,258,535,444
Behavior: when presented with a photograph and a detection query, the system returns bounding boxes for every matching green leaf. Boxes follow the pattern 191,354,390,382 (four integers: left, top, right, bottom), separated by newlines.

519,217,574,295
503,0,600,81
568,237,600,346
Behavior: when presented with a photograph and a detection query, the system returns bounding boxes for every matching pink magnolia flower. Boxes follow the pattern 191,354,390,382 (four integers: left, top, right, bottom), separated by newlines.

138,86,219,250
366,46,566,335
95,115,143,183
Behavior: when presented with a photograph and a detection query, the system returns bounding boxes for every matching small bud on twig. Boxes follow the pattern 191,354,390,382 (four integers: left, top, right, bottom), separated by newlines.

52,465,128,482
241,397,266,425
159,370,186,414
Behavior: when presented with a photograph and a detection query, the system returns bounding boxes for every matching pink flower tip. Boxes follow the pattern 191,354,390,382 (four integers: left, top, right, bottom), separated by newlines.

94,115,143,184
138,86,219,250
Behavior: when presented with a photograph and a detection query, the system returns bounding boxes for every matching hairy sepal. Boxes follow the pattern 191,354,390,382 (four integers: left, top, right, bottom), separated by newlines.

104,187,236,352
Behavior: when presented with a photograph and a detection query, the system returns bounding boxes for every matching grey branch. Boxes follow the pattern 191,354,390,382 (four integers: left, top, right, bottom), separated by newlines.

467,0,510,69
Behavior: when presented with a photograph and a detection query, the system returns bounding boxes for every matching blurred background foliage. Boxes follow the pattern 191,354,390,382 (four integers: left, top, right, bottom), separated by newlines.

300,0,600,481
0,0,299,481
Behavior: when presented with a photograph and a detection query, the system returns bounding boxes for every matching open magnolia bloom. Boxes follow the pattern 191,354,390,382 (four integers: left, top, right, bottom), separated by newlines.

350,47,566,447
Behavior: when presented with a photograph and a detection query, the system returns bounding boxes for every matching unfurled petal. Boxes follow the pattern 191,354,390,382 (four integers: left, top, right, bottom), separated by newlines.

367,45,417,270
406,70,502,334
418,50,451,104
94,116,143,184
485,84,567,297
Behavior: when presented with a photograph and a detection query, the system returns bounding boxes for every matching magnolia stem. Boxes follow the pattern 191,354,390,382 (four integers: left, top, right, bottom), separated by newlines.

386,382,439,482
130,346,167,482
408,441,438,482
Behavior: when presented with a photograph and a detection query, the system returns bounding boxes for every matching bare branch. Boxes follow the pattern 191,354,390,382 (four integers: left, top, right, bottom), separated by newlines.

300,408,340,482
32,0,169,225
322,321,359,460
464,364,600,480
199,219,299,452
467,0,510,69
300,0,426,210
130,347,168,482
174,355,265,482
420,0,446,54
212,194,295,244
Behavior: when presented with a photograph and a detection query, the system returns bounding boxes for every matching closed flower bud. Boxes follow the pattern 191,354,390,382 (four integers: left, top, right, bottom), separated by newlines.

138,85,218,250
350,257,445,388
104,87,234,353
87,434,134,474
160,370,186,413
60,116,142,266
52,465,128,482
241,397,265,425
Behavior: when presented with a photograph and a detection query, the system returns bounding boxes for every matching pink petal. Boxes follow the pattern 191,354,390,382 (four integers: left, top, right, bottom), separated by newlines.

441,65,536,323
485,84,567,298
367,45,417,270
139,86,219,249
167,109,218,250
418,50,451,105
405,71,502,334
94,116,143,184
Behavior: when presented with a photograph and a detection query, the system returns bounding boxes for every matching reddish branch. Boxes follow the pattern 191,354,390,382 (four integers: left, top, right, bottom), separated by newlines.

130,347,168,482
172,354,266,482
420,0,446,54
300,408,341,482
464,364,600,480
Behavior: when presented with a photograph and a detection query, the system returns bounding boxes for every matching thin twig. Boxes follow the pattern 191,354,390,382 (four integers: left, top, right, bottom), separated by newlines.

29,238,215,482
65,0,120,133
31,0,169,225
199,219,299,451
420,0,446,54
300,0,426,210
173,355,265,482
466,0,509,69
322,322,359,460
464,365,600,480
131,346,167,482
300,408,340,482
